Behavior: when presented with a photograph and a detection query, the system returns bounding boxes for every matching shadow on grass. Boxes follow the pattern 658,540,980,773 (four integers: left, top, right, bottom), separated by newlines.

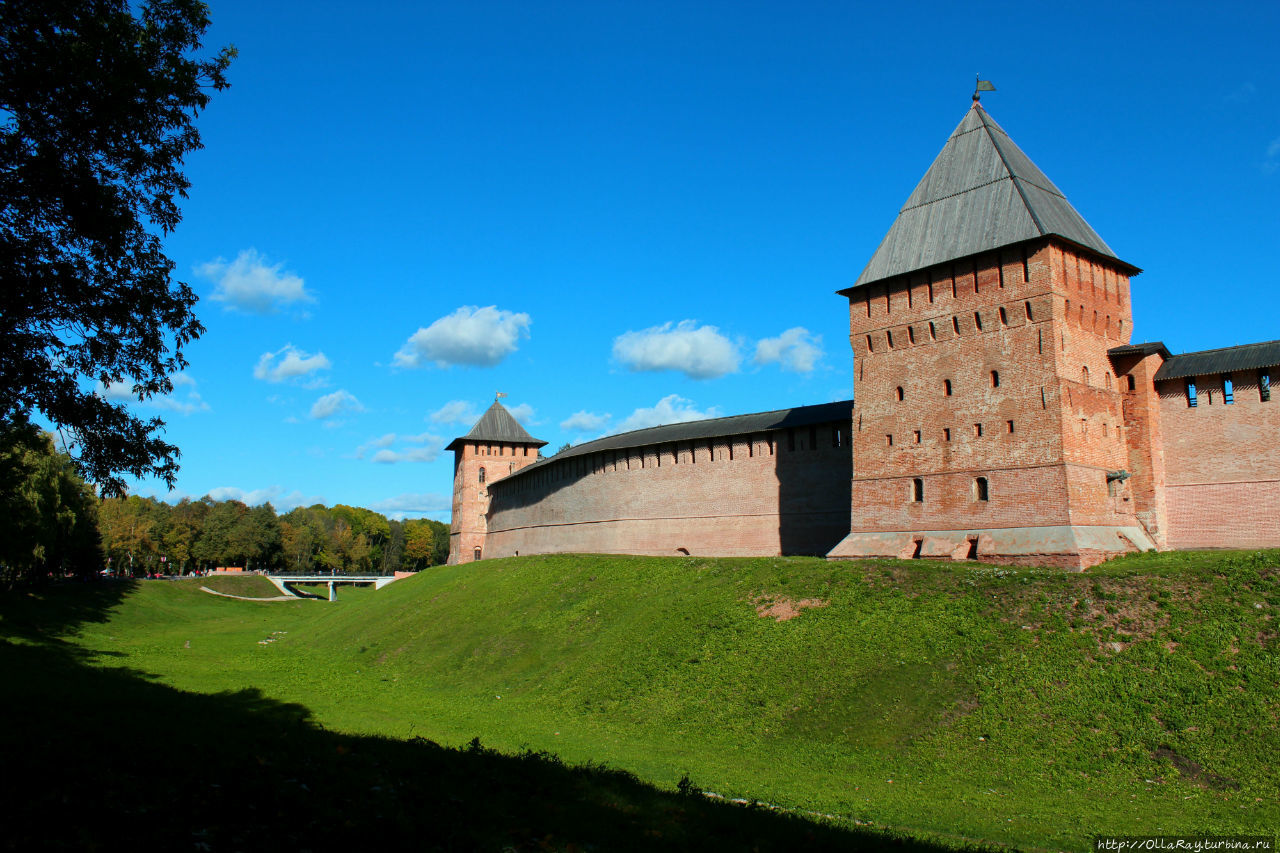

0,584,982,851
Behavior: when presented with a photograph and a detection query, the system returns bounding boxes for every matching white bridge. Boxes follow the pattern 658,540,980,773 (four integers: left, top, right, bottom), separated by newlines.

265,574,402,601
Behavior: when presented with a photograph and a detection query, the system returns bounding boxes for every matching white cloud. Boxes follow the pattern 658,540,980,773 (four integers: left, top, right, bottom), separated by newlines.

310,389,363,420
203,486,324,510
198,249,313,314
561,410,611,432
753,327,823,373
368,492,452,519
506,402,535,424
358,432,444,464
1265,135,1280,175
429,400,481,425
614,394,720,434
355,433,397,459
98,373,210,415
612,320,740,379
394,305,531,368
254,344,331,383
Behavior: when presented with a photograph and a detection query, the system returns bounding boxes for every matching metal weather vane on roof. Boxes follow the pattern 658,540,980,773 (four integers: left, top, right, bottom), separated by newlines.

973,75,996,102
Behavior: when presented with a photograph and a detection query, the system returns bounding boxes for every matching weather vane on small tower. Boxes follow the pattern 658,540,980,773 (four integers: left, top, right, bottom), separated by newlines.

973,75,996,102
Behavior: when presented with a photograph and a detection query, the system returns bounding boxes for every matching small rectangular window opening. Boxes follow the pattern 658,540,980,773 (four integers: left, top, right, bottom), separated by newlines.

1127,375,1136,391
1262,371,1272,402
1187,380,1198,408
952,316,960,335
943,427,951,442
975,477,989,502
908,325,916,344
912,478,924,502
999,306,1008,326
990,370,1000,388
887,330,894,349
866,334,873,353
973,311,983,331
974,423,983,437
1025,300,1033,321
944,379,952,396
929,321,937,340
913,430,921,444
886,434,894,447
1022,246,1030,282
1007,420,1014,434
1223,374,1234,405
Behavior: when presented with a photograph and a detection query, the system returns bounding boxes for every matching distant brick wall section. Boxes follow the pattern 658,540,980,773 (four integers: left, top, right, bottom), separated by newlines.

483,422,851,559
1157,371,1280,549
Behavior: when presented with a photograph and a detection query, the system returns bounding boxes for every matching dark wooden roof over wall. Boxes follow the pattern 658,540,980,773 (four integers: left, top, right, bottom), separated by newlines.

493,399,854,486
1153,339,1280,382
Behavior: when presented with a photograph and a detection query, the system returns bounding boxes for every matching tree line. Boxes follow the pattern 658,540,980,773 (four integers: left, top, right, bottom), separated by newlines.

1,425,450,587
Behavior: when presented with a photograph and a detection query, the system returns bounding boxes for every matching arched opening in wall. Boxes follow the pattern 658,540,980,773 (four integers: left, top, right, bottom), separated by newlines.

473,548,482,561
1082,366,1090,385
974,477,989,502
675,547,690,556
912,478,923,502
1105,372,1113,389
966,537,979,560
911,538,924,558
478,467,486,483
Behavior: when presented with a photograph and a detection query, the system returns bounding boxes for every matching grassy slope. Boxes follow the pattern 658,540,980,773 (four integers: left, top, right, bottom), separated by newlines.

10,551,1280,850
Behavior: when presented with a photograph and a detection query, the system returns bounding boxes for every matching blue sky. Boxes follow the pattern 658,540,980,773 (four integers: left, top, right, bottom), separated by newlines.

117,0,1279,519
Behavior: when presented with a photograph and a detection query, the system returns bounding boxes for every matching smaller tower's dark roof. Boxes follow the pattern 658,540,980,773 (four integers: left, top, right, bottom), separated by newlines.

1153,340,1280,382
1107,342,1172,360
446,401,547,451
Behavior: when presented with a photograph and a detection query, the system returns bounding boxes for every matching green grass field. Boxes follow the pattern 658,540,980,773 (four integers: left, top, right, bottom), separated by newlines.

2,550,1277,850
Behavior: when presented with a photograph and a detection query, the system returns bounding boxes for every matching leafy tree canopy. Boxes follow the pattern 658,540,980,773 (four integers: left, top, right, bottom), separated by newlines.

0,0,234,495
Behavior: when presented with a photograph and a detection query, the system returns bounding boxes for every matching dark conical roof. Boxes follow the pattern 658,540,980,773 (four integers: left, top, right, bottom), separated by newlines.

446,401,547,452
848,102,1130,290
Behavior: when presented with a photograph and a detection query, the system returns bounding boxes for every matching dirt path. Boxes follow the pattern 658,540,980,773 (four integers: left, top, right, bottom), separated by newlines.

199,586,299,602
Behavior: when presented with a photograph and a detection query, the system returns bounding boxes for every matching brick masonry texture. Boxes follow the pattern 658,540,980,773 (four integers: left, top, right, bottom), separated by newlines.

480,424,851,560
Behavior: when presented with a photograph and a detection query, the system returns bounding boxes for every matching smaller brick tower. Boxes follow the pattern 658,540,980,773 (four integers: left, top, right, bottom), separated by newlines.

446,399,546,564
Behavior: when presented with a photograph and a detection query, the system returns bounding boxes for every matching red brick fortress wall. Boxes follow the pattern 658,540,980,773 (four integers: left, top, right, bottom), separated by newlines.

1157,371,1280,549
483,421,852,559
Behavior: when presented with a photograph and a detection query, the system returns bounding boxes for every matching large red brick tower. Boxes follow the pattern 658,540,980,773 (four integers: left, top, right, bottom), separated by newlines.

827,99,1157,569
446,400,546,564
